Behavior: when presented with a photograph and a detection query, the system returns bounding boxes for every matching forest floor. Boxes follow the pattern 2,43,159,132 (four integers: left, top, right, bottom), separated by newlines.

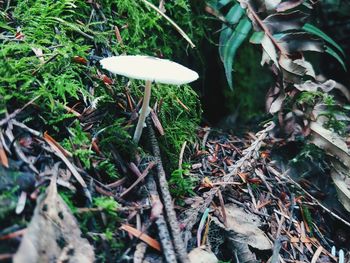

1,0,350,262
0,109,349,262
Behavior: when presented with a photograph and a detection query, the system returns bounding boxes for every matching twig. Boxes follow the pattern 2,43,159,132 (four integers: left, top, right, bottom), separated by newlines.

140,0,195,48
0,95,40,126
147,118,189,263
120,162,155,197
280,169,350,228
190,122,276,236
217,190,227,227
146,171,177,263
44,133,87,188
197,208,210,247
246,4,287,55
133,242,147,263
270,238,282,263
178,141,187,170
201,128,210,150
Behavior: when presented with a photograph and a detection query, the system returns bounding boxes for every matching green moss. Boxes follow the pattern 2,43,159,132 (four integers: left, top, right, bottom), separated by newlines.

93,196,119,217
155,84,201,168
169,163,197,199
1,0,205,259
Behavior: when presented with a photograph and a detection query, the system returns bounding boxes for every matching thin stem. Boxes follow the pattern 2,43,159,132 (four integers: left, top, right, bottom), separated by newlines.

246,4,287,55
133,80,152,143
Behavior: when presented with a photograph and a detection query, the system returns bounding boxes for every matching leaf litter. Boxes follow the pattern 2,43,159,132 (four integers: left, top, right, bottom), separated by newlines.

0,108,349,262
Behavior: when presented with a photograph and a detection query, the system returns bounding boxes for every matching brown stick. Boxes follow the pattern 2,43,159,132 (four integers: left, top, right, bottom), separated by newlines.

146,118,190,263
146,172,177,263
120,162,155,198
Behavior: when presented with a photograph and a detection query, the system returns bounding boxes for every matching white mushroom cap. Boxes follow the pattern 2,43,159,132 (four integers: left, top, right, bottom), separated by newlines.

100,55,199,85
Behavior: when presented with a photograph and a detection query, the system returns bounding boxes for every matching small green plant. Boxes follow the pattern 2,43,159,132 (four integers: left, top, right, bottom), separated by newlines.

169,163,197,198
93,196,119,217
97,160,120,179
302,205,314,236
290,144,326,165
298,91,348,135
61,121,93,168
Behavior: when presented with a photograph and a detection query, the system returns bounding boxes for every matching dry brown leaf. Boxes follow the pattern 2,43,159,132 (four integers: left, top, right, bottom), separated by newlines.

276,0,304,12
331,161,350,212
119,224,161,251
215,204,272,250
13,176,94,263
44,132,72,157
269,92,285,114
44,132,87,188
150,110,165,136
310,121,350,212
311,245,324,263
310,121,350,167
294,80,336,92
0,140,9,168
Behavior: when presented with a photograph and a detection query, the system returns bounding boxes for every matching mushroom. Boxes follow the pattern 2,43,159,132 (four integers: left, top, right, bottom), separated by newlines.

100,55,199,143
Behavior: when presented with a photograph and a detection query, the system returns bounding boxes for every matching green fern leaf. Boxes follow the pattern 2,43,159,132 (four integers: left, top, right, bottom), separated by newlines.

326,46,347,71
221,18,252,89
303,23,345,56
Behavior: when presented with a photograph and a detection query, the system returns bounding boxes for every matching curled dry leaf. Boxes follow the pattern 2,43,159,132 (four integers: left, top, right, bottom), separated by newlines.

310,121,350,168
294,79,336,92
263,11,308,34
276,0,304,12
310,121,350,212
261,34,279,68
279,57,315,83
269,92,285,114
278,33,324,54
13,176,94,263
331,161,350,212
213,204,272,250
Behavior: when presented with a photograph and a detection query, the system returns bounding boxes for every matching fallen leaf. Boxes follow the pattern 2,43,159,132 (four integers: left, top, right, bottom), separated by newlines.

44,133,87,188
0,141,9,168
120,224,161,251
31,47,44,63
13,176,95,263
310,121,350,212
15,191,27,215
72,56,88,65
214,204,272,250
269,92,285,114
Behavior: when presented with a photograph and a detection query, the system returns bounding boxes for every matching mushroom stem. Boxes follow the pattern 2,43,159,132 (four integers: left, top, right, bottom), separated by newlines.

133,80,152,143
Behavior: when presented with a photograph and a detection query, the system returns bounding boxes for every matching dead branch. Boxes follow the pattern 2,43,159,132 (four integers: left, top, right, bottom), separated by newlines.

146,118,189,263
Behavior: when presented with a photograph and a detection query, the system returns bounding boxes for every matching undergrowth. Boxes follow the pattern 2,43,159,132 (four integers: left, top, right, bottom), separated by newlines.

0,0,206,260
0,0,204,171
